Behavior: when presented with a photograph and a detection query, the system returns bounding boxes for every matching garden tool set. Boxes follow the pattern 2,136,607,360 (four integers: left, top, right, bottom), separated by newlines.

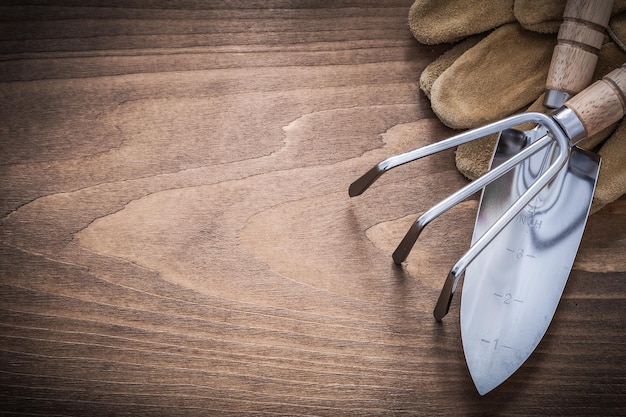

349,0,622,394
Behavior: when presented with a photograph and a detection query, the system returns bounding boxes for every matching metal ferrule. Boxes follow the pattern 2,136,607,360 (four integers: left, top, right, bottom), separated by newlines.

544,89,571,109
552,106,586,145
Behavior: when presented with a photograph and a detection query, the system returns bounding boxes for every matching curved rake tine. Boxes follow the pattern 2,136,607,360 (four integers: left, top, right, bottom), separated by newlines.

348,113,555,197
433,119,571,321
391,134,554,265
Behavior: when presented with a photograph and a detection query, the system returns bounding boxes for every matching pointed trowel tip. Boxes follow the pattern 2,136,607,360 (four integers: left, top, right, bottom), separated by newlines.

472,375,501,396
465,352,514,395
348,165,384,197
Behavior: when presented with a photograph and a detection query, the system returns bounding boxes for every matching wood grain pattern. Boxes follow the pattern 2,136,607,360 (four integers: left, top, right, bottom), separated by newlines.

565,64,626,136
0,1,625,415
545,0,612,96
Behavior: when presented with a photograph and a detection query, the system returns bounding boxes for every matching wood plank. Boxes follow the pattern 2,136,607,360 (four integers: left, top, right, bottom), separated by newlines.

1,1,625,415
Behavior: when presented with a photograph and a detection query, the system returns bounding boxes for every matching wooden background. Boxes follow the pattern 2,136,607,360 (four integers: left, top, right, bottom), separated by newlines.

1,1,625,415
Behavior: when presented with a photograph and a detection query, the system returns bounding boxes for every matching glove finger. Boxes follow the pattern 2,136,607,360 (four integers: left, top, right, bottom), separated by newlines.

430,23,555,130
454,134,498,181
515,0,626,34
514,0,567,33
433,23,625,134
419,35,483,99
409,0,514,45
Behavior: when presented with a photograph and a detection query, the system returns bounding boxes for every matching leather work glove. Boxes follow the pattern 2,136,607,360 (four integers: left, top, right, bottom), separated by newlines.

409,0,626,212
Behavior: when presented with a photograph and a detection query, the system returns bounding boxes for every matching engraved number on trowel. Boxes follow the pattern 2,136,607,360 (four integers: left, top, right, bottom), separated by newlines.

506,248,536,259
478,293,525,353
480,338,513,351
494,292,524,304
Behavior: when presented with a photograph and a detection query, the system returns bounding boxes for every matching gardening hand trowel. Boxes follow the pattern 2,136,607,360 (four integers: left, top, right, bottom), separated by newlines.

460,0,614,395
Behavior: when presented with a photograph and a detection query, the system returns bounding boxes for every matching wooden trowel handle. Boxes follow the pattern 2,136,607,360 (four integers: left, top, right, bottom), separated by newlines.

545,0,613,108
564,63,626,137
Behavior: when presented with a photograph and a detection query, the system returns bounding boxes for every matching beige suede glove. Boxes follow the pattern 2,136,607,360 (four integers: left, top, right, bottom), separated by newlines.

410,0,626,212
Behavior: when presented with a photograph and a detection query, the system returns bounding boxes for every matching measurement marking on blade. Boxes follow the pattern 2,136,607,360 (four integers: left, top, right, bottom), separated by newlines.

494,292,524,305
506,247,536,259
481,338,513,351
494,339,512,351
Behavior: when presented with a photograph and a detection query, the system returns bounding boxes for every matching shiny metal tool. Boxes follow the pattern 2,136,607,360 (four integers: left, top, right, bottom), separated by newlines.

460,0,614,395
349,65,626,392
349,0,623,397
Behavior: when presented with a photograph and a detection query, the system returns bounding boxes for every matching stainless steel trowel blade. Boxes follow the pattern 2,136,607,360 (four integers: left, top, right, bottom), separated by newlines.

460,127,600,395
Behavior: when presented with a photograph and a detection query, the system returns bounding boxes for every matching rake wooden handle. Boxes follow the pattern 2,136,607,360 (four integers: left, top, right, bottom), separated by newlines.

545,0,613,107
564,63,626,137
